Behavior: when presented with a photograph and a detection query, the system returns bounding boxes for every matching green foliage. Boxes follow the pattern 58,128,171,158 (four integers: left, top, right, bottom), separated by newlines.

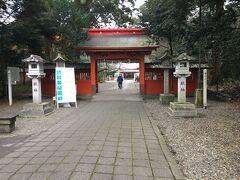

76,0,136,27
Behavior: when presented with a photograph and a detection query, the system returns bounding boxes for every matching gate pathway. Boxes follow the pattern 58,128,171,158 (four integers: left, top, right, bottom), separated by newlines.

0,80,184,180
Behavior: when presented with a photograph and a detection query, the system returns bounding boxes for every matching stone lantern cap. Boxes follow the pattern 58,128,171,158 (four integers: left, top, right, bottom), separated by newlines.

22,54,45,63
53,53,67,62
172,53,196,62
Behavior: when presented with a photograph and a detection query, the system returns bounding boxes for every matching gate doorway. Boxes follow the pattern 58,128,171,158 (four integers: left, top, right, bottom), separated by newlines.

96,59,140,95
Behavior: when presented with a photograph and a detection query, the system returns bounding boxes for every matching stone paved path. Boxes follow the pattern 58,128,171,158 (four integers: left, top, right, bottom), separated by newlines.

0,81,183,180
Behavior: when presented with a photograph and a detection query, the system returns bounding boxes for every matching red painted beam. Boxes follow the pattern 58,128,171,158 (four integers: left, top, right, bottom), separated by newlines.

87,28,145,35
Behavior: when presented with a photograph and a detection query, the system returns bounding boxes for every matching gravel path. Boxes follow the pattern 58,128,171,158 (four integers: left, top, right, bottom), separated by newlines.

144,99,240,179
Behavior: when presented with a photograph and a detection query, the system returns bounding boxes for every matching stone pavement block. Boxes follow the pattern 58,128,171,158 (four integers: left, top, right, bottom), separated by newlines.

20,151,38,158
118,146,131,153
18,164,41,173
28,146,45,152
80,156,98,164
133,152,149,160
102,145,117,152
114,166,133,175
43,145,59,152
133,159,151,167
37,164,58,172
46,156,64,164
0,158,14,165
153,168,174,178
8,172,32,180
113,174,133,180
52,151,69,157
91,173,112,180
84,150,101,157
68,150,85,157
150,160,169,169
0,173,13,180
55,163,77,172
133,167,153,177
98,157,115,165
70,172,91,180
148,148,164,155
133,147,148,153
35,151,54,158
88,145,102,151
48,172,72,180
117,152,132,159
62,156,81,163
28,172,51,180
115,158,132,166
134,176,154,180
149,154,166,161
15,146,29,151
95,165,114,174
28,157,48,164
75,163,95,172
100,151,116,158
0,164,23,173
154,178,174,180
11,157,31,165
90,140,105,145
5,151,23,158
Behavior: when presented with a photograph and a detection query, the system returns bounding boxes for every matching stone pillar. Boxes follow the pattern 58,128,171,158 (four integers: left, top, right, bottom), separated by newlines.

90,57,97,94
164,69,169,94
32,78,42,104
178,76,186,103
139,57,145,94
160,69,175,105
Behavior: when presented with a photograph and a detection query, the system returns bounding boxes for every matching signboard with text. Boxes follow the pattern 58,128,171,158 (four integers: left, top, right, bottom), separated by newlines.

56,67,77,107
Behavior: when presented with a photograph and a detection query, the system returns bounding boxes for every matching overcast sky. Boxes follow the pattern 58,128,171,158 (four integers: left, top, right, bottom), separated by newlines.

135,0,145,8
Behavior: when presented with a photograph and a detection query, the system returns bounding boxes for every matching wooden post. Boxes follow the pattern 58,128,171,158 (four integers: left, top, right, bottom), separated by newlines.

139,57,145,94
7,70,12,106
203,69,207,109
90,57,97,94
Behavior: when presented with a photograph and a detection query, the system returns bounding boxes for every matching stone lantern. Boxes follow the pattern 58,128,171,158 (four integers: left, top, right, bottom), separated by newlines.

168,53,197,117
20,55,53,117
22,55,45,103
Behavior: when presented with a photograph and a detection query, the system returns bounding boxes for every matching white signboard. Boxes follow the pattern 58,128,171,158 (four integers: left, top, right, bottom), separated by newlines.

7,67,20,82
56,67,77,107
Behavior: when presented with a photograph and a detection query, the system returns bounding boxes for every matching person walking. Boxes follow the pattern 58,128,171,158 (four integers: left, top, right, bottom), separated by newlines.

117,74,124,89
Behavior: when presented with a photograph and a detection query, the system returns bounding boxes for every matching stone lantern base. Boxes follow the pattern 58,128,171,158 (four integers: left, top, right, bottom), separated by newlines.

168,102,197,117
159,94,175,105
19,102,53,117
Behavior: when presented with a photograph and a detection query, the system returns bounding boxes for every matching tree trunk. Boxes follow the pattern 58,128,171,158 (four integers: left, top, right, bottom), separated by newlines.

212,45,221,92
0,60,6,97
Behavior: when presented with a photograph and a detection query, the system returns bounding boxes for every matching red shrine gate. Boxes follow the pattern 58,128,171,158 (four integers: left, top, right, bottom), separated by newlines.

42,28,198,97
76,28,159,95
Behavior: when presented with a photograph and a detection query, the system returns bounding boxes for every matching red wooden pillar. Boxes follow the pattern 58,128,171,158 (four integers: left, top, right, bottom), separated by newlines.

95,60,98,93
91,57,97,94
139,56,145,94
